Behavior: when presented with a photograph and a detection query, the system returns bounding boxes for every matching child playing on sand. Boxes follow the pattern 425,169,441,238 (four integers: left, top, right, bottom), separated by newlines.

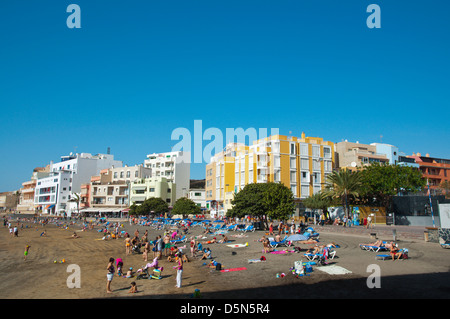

125,267,134,278
129,282,138,293
24,245,30,260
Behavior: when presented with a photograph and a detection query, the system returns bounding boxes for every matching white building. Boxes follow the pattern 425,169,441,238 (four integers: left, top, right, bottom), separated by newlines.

144,151,190,201
35,152,123,216
188,189,206,211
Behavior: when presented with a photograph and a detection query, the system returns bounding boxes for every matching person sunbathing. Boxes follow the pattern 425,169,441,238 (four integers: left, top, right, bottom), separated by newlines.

360,240,384,247
218,235,228,243
202,237,217,244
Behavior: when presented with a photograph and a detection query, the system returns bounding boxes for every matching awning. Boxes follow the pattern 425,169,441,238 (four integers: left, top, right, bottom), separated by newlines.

131,185,147,191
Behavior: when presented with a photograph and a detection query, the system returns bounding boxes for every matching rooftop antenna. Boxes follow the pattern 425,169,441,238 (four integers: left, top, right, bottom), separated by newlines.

380,135,383,143
107,147,111,155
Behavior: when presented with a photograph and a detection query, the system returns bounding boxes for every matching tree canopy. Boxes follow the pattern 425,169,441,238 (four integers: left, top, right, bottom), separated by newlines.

171,197,201,218
228,182,295,229
358,163,426,209
129,197,169,216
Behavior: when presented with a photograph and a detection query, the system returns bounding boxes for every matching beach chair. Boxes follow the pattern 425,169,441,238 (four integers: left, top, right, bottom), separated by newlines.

226,224,237,231
375,248,408,261
270,236,291,248
243,225,255,233
359,243,389,252
171,235,187,244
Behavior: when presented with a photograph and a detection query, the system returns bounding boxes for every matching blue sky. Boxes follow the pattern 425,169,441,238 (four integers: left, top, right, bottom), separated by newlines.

0,0,449,192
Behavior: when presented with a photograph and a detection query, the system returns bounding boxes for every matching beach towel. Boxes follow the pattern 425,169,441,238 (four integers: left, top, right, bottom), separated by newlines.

226,242,248,248
270,250,295,254
316,265,352,275
220,267,247,272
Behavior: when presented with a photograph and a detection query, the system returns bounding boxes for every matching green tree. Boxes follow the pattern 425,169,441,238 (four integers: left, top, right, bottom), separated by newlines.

129,197,169,216
358,163,426,211
323,169,363,218
228,182,294,229
172,197,201,218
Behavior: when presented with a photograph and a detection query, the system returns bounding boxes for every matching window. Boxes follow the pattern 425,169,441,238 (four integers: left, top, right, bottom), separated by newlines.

290,143,296,155
135,171,138,178
274,169,281,183
126,171,130,178
274,155,280,168
313,172,321,184
323,147,331,158
301,158,309,170
291,185,297,196
313,185,321,194
149,188,155,192
290,157,296,169
301,185,310,197
312,145,320,157
313,159,321,171
120,172,124,178
114,172,118,178
290,171,296,183
300,143,308,156
301,171,309,183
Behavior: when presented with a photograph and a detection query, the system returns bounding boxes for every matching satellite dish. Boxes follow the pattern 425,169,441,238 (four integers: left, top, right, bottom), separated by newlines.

351,162,357,167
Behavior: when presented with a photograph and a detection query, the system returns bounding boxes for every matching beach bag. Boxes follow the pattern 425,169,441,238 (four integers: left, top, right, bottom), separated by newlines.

215,263,222,271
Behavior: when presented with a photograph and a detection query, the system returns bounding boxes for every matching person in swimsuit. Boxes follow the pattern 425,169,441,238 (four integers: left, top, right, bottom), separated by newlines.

125,234,131,255
106,257,115,293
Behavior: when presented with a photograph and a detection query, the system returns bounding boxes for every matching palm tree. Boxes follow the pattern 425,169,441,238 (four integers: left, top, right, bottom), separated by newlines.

302,191,332,219
323,170,363,219
68,193,81,217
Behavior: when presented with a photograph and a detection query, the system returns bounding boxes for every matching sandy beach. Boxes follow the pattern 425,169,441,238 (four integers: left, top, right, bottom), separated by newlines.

1,215,450,299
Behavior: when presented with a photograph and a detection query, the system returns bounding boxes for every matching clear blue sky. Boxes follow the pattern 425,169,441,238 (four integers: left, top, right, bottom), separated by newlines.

0,0,449,192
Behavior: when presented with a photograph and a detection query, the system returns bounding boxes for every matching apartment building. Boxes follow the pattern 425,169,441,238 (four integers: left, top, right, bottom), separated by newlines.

35,152,123,216
84,165,151,214
188,188,206,210
408,153,450,190
206,133,335,215
144,151,190,200
17,166,50,212
34,170,72,215
129,177,176,206
335,140,389,170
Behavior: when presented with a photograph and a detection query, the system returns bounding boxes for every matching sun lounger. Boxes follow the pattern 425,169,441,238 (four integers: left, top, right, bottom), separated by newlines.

170,235,187,244
269,236,292,248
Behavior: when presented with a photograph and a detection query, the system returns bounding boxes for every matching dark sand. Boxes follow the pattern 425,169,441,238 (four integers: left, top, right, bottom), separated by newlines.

1,216,450,299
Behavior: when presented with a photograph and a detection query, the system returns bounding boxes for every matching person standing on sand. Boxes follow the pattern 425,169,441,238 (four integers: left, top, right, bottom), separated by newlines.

24,245,30,260
174,252,183,288
125,234,132,255
106,257,115,293
143,241,150,262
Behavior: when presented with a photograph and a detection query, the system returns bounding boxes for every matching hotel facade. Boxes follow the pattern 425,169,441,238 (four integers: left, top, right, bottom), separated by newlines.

206,133,335,216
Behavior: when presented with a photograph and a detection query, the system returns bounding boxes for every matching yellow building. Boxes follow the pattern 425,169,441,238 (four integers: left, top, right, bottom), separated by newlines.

205,133,335,216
